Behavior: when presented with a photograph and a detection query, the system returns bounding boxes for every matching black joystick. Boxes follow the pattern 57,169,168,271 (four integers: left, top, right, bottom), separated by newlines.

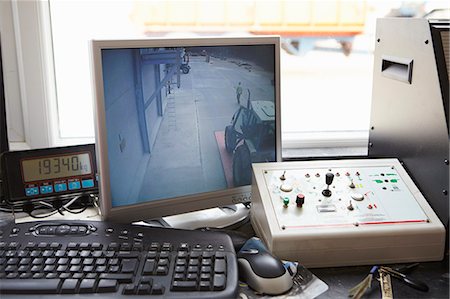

322,172,334,197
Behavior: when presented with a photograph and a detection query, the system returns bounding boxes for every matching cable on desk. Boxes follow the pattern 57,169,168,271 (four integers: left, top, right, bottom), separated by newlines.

28,194,95,219
0,205,22,213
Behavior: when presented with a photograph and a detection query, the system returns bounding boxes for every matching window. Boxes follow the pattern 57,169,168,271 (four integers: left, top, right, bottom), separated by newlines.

4,1,443,155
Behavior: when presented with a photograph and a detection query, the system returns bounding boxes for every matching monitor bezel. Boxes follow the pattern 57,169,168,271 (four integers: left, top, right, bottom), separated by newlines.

91,36,281,222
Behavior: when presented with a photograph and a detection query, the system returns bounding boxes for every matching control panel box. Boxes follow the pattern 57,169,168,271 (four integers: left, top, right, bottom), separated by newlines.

251,159,445,268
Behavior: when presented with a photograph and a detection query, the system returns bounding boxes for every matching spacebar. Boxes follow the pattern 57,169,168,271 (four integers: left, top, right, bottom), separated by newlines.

0,279,61,294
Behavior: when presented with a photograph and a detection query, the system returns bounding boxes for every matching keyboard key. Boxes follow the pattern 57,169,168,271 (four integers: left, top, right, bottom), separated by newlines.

46,273,58,279
199,280,211,291
179,243,189,251
57,265,68,272
122,284,136,295
59,273,71,279
143,259,155,274
83,258,94,266
79,278,96,293
72,273,83,279
156,266,168,275
0,279,61,294
121,258,138,273
94,279,117,293
85,273,98,279
200,273,211,281
83,265,95,273
61,279,79,294
44,257,57,265
99,273,133,283
202,259,212,266
137,284,151,295
172,280,197,291
70,265,81,272
70,258,81,265
117,251,139,258
151,283,165,295
55,250,66,257
215,252,226,259
32,273,44,279
44,265,56,272
19,272,32,279
187,273,198,281
214,259,226,274
213,274,226,291
96,258,107,266
140,276,152,284
188,259,199,266
173,273,185,281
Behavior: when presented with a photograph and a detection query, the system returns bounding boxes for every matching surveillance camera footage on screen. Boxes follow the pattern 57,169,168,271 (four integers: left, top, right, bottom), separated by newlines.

101,44,277,207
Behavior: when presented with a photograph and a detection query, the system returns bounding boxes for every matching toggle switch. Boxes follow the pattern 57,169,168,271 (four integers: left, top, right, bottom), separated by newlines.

349,180,355,189
322,173,334,197
347,201,354,211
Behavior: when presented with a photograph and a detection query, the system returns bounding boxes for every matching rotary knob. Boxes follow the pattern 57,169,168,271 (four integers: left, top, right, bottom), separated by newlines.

296,194,305,208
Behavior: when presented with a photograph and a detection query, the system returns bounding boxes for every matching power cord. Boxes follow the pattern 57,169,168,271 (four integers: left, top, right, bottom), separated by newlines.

27,196,84,219
0,193,97,219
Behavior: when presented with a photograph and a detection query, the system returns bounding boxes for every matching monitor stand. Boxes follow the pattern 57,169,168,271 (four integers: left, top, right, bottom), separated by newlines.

142,204,250,230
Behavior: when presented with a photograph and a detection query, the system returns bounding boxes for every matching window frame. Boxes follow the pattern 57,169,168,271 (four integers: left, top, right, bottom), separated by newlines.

2,0,368,155
2,0,93,150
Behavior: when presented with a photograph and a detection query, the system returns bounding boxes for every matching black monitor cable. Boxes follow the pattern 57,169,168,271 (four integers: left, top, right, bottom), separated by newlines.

29,194,98,219
0,193,96,219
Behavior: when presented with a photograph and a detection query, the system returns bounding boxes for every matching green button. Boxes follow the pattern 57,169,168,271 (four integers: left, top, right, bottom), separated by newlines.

283,197,289,206
390,179,398,183
374,180,383,183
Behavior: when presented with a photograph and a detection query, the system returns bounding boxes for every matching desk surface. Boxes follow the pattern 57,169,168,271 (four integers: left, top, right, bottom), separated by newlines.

2,209,449,298
312,259,449,299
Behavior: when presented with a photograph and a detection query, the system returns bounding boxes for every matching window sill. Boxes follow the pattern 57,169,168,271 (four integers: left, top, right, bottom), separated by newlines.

282,130,369,159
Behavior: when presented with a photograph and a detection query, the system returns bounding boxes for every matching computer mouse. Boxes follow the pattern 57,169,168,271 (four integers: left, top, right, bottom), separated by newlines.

237,248,293,295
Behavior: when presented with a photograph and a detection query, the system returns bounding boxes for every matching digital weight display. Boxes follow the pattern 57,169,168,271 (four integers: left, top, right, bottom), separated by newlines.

1,144,97,205
22,153,92,182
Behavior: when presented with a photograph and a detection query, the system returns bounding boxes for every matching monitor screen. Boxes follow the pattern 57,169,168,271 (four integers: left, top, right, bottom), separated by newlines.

91,37,281,222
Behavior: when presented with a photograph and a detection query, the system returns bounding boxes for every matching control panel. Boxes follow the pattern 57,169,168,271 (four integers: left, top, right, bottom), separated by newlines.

251,159,445,268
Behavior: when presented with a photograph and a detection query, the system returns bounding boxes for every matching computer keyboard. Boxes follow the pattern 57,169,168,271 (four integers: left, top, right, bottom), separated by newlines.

0,220,238,298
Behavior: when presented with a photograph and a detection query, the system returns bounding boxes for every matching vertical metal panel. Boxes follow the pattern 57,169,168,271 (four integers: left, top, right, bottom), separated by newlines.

369,18,449,227
0,34,9,153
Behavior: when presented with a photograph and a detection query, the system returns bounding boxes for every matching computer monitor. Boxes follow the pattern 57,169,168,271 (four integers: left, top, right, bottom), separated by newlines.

91,36,281,222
